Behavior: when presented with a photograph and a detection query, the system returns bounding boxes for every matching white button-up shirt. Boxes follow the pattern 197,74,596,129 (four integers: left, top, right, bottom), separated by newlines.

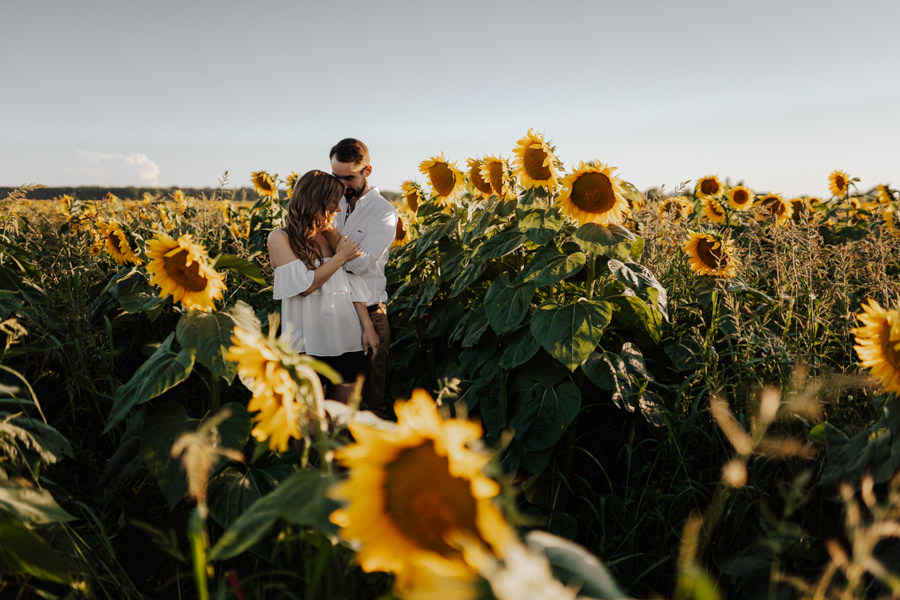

335,187,398,306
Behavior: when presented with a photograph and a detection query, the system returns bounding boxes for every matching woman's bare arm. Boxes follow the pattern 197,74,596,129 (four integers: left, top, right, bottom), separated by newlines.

268,229,361,296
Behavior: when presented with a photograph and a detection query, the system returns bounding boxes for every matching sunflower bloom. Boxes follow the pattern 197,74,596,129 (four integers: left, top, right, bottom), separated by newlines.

828,170,850,198
695,175,724,200
511,129,561,191
226,326,322,452
701,197,727,224
331,390,515,596
790,197,810,223
876,185,894,205
480,155,515,201
683,232,737,277
756,193,793,225
556,160,629,227
659,196,692,222
98,221,142,265
399,180,424,216
251,170,279,200
854,299,900,393
392,215,411,248
727,185,754,211
285,171,300,194
883,206,900,236
145,232,226,312
419,154,465,206
466,158,493,198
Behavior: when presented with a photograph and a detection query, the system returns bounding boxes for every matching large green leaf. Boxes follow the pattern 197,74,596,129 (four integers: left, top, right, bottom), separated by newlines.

449,261,486,298
484,273,536,334
500,328,541,369
509,364,580,458
607,259,668,320
208,469,340,561
207,464,287,529
516,207,565,246
175,302,259,383
0,481,75,525
530,299,612,371
518,247,586,287
104,332,196,434
608,295,665,344
0,415,73,468
0,515,71,584
472,228,528,261
573,223,640,261
211,253,266,285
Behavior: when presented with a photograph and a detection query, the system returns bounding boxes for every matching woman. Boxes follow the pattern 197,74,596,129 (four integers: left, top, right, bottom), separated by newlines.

267,170,378,401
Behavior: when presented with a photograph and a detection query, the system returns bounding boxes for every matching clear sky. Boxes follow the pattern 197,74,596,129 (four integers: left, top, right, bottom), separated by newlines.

3,0,899,198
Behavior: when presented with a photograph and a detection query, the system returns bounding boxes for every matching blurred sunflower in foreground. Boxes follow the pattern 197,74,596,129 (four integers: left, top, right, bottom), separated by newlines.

419,154,466,207
683,231,737,278
853,299,900,394
556,160,629,227
512,129,561,192
330,390,516,598
145,232,226,312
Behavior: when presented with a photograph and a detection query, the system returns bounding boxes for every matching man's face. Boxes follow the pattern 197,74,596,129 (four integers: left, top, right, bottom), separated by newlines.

331,158,370,202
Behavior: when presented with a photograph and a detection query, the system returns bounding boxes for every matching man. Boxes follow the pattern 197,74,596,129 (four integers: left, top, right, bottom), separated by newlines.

328,138,398,420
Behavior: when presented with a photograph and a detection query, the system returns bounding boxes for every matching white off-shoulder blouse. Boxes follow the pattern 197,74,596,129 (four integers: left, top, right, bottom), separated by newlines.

272,257,370,357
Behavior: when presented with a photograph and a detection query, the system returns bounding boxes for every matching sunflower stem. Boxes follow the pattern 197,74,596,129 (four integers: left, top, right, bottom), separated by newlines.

586,256,596,300
188,506,211,600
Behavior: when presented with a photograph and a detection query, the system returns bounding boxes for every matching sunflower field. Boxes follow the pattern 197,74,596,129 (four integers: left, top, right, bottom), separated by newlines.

2,133,900,599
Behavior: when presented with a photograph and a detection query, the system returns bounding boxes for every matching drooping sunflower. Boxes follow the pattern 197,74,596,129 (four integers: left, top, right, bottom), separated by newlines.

556,160,629,227
466,158,493,199
511,129,561,192
145,232,226,312
251,170,279,200
419,154,466,207
756,192,793,225
790,197,810,223
658,196,692,222
98,220,142,265
727,185,755,211
695,175,724,200
853,299,900,393
399,180,424,216
331,389,515,596
876,184,894,205
226,326,323,452
480,155,515,201
392,215,411,248
285,171,300,195
701,196,727,224
828,170,850,198
683,232,737,277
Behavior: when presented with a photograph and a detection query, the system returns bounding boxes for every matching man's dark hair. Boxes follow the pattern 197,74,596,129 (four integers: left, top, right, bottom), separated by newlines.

330,138,369,167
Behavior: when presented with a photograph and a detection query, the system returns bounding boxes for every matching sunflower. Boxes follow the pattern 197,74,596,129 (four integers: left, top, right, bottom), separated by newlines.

480,155,515,201
790,197,810,223
171,189,188,212
556,160,629,227
511,129,561,191
828,170,850,198
756,193,793,225
98,220,142,265
251,170,279,200
226,326,323,452
419,154,465,206
392,215,412,248
331,389,515,595
466,158,493,198
145,232,226,312
683,232,737,277
883,206,900,237
701,197,727,224
658,196,692,222
399,180,425,216
695,175,724,200
853,299,900,393
285,171,300,195
727,185,754,211
877,185,894,205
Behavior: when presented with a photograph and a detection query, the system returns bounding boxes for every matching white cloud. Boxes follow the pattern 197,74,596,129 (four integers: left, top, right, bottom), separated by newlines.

74,149,161,186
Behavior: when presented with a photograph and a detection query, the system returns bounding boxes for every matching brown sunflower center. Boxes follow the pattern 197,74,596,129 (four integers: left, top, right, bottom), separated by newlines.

405,192,419,213
835,176,846,191
107,231,123,251
163,249,210,292
428,163,457,197
384,441,479,558
570,172,615,213
486,161,505,195
761,197,785,216
707,200,724,217
395,219,407,242
880,316,900,368
469,163,492,195
522,147,552,181
697,238,727,270
700,179,720,196
733,190,749,205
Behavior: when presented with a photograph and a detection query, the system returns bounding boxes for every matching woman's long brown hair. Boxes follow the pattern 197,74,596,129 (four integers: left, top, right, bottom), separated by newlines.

284,170,344,268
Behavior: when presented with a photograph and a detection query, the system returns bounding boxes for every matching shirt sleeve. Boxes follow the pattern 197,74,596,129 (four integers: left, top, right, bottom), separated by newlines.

346,272,371,303
272,259,314,299
344,204,398,274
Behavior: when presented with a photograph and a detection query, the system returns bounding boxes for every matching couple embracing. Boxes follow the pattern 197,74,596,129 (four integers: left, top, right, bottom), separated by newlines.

267,138,398,420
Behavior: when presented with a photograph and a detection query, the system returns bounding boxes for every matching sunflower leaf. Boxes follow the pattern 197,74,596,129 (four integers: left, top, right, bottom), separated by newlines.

530,299,612,371
0,515,72,584
484,273,536,334
104,333,196,434
573,224,639,261
516,207,565,246
0,481,75,525
211,254,266,285
517,247,586,287
500,328,541,369
472,228,528,261
176,311,239,383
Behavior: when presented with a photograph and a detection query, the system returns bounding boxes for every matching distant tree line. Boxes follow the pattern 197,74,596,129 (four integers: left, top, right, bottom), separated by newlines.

1,185,399,203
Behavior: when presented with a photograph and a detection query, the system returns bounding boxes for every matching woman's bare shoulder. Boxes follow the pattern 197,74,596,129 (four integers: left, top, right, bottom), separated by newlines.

267,228,297,267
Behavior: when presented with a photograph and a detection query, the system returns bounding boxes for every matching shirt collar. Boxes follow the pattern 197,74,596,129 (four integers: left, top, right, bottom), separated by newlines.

345,187,380,214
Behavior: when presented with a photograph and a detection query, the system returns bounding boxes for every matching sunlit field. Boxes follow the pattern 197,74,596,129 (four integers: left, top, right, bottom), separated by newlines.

3,131,900,599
